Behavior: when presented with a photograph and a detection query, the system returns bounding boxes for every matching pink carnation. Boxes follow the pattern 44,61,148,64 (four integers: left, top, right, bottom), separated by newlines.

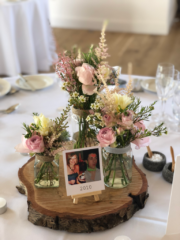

75,63,94,86
132,137,151,150
97,127,116,147
15,135,31,153
134,120,146,132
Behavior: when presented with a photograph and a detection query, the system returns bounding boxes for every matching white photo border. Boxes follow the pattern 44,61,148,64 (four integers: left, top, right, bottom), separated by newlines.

63,146,105,196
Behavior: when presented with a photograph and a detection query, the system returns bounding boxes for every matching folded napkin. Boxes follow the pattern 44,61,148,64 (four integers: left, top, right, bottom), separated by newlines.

162,156,180,239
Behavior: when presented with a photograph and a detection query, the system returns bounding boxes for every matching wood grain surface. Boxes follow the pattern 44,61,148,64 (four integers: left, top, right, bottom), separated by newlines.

17,156,148,232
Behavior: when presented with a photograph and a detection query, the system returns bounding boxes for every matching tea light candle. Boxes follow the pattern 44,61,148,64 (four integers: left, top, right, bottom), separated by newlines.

114,236,131,240
0,197,7,215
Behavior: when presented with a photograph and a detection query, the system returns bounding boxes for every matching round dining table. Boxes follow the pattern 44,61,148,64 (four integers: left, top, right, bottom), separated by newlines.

0,73,178,240
0,0,57,76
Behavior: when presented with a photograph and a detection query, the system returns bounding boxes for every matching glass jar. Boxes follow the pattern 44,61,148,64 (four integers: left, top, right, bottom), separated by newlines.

34,154,59,188
71,107,96,148
102,145,133,189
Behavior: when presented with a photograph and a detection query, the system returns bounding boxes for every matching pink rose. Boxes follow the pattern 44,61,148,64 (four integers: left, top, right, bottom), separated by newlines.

15,135,31,153
97,127,116,147
75,63,94,86
132,137,151,150
26,135,44,153
119,110,133,128
82,85,97,95
103,115,116,127
134,120,146,132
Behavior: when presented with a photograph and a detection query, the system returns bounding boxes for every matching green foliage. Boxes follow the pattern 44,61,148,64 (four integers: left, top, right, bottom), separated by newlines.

82,45,100,67
32,112,39,116
53,104,71,132
23,122,39,139
58,130,70,142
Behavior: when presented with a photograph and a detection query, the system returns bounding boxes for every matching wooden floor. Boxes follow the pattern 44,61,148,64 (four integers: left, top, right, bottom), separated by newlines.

53,20,180,77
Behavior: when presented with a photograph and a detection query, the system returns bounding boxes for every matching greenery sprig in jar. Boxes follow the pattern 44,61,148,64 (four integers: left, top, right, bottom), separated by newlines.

15,106,74,188
87,72,167,189
55,21,112,149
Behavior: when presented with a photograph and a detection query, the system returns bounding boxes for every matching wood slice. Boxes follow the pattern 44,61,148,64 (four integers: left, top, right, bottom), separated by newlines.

17,156,148,233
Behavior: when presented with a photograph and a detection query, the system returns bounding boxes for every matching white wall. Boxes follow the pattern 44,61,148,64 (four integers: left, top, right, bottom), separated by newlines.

49,0,177,35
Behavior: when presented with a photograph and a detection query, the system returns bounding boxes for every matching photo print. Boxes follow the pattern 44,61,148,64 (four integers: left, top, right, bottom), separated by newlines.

63,146,105,196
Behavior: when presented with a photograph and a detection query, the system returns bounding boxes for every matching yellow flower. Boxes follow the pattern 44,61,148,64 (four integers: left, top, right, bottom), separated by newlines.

113,93,133,111
33,114,52,136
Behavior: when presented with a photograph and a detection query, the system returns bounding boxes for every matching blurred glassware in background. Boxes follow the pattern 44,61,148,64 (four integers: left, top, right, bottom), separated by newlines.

152,63,174,124
168,70,180,132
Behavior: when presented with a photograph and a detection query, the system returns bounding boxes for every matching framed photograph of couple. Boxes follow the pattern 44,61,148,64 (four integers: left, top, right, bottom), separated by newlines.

63,146,105,196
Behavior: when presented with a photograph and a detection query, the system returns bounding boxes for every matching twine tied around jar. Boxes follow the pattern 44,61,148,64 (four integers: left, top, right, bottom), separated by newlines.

72,107,90,118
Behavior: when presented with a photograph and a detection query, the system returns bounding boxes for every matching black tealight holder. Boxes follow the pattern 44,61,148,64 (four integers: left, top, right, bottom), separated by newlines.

143,151,166,172
162,162,174,184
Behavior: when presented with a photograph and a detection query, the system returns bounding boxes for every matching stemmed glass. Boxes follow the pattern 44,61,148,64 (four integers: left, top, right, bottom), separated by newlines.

168,70,180,132
152,63,174,124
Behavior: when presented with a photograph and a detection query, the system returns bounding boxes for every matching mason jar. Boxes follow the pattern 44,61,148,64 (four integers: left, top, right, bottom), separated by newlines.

102,145,133,189
34,154,59,188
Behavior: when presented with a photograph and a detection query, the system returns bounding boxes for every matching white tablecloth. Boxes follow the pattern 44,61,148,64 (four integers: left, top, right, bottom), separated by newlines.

0,0,57,76
0,74,179,240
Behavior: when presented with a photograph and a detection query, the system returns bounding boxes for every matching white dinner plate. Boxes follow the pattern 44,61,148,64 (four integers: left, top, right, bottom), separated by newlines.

15,75,54,91
0,78,11,97
141,78,156,93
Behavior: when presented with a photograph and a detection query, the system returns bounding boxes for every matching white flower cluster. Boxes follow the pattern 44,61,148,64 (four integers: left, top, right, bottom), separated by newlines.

72,92,79,98
95,112,102,120
92,118,105,127
90,101,104,110
86,113,105,127
86,116,91,121
61,82,71,91
78,95,86,103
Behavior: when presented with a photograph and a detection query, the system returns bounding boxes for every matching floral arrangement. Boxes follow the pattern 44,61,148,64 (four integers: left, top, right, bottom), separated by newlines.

15,107,74,187
86,71,167,188
87,75,167,149
55,22,111,110
15,106,72,159
55,22,115,149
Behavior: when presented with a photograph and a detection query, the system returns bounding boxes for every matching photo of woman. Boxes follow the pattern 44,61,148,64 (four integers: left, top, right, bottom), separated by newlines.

66,153,79,185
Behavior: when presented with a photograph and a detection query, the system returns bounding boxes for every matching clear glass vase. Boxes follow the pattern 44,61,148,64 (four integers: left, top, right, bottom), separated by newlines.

34,154,59,188
102,145,133,189
71,107,96,149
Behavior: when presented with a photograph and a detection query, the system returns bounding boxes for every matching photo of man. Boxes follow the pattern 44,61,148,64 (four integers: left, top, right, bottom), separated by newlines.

84,151,101,182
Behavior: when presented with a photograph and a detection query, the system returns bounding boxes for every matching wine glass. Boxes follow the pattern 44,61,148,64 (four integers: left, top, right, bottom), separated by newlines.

152,63,174,124
168,70,180,132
